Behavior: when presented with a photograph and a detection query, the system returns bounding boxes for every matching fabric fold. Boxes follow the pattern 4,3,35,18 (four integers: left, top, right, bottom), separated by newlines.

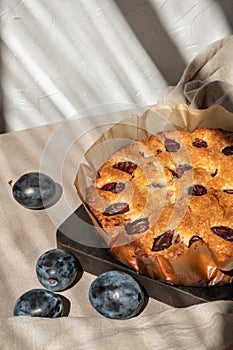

158,35,233,113
2,301,233,350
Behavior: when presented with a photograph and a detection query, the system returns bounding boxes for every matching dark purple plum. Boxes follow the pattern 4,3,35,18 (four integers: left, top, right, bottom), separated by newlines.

12,172,57,209
13,289,63,318
89,271,144,319
36,248,79,292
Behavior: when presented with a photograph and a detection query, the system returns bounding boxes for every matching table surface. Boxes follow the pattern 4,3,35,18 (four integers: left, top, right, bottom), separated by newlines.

1,117,233,350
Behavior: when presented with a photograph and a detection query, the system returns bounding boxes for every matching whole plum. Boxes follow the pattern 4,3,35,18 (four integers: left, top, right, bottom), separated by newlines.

36,248,79,292
12,172,57,209
89,270,144,319
14,289,63,318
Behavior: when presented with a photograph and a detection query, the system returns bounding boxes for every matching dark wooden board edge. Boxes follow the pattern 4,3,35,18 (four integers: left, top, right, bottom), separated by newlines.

56,205,233,308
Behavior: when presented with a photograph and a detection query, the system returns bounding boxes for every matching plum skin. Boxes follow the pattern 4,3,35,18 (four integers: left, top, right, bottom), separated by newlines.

12,172,56,209
13,289,63,318
89,270,144,319
36,248,79,292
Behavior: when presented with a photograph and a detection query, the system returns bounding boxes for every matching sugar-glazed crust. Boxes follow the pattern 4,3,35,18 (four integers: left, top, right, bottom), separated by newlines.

84,128,233,286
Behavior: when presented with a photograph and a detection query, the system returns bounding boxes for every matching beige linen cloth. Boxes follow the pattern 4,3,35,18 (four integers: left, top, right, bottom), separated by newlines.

159,35,233,113
2,38,233,349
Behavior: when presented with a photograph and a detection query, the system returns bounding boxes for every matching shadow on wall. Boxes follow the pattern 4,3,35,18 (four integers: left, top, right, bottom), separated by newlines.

115,0,187,86
218,0,233,31
0,41,6,133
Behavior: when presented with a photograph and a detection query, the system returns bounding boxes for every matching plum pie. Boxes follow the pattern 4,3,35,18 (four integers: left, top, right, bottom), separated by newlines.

78,128,233,286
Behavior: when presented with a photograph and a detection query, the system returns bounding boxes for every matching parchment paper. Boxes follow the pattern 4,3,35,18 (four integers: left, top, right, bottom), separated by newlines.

75,104,233,281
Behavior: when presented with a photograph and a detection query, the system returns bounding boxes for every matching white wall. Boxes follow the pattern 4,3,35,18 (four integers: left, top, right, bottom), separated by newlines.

1,0,233,132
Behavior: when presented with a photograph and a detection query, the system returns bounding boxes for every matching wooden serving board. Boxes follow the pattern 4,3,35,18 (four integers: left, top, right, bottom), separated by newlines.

56,205,233,308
